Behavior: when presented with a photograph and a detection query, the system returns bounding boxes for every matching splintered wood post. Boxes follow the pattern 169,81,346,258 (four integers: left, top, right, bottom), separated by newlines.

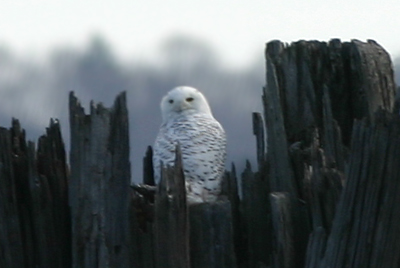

221,164,246,267
37,120,71,267
270,192,294,268
321,86,345,171
154,145,190,268
69,92,131,268
130,145,155,268
241,161,271,267
0,125,24,268
143,146,155,186
263,39,397,267
10,120,36,267
189,201,237,268
130,189,155,268
253,112,267,170
265,39,396,147
0,119,70,268
31,119,71,268
320,111,400,268
263,57,297,196
304,227,327,268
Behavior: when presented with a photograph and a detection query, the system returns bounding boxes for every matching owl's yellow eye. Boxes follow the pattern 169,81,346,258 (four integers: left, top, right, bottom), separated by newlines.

169,99,174,104
186,97,194,102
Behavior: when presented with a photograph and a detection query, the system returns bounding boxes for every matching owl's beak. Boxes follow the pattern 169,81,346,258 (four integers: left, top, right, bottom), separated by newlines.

176,101,190,112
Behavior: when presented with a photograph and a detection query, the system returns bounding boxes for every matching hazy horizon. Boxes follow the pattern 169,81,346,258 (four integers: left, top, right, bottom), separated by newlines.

0,34,399,182
0,34,265,182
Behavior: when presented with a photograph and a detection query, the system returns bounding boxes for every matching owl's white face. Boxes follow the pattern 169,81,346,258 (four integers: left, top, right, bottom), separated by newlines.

161,86,213,123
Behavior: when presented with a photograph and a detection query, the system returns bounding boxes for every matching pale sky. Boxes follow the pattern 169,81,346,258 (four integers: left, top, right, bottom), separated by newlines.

1,0,399,66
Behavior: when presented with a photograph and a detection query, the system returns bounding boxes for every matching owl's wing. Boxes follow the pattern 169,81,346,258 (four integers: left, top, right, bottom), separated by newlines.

152,125,178,183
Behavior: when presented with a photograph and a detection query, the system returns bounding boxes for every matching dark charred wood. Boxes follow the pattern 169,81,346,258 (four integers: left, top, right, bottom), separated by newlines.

241,161,271,267
189,200,237,268
270,192,294,268
265,39,396,146
0,124,25,268
131,189,155,268
143,146,155,186
153,145,190,268
253,112,267,170
69,91,131,268
0,119,70,268
320,111,400,268
221,164,246,267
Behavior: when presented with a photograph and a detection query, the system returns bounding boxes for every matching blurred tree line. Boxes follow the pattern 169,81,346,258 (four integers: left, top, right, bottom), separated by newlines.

0,35,266,181
0,36,398,181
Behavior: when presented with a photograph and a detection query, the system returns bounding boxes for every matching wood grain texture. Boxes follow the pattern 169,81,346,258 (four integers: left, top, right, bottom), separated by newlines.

69,91,131,268
153,145,190,268
0,119,70,267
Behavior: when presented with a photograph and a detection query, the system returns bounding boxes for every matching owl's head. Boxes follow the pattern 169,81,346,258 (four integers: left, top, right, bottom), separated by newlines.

161,86,213,122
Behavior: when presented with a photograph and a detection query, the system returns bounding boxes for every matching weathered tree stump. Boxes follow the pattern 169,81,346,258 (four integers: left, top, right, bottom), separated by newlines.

0,119,70,268
153,146,190,268
270,192,294,268
149,146,238,268
0,122,26,268
130,188,155,268
221,165,246,267
0,38,397,268
241,161,271,267
253,112,267,170
130,145,156,268
241,39,397,267
319,111,400,268
265,39,396,147
189,201,236,268
264,58,297,196
35,119,71,268
69,92,131,268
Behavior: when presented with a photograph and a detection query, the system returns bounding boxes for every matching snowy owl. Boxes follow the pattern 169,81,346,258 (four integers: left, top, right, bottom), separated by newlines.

153,86,227,204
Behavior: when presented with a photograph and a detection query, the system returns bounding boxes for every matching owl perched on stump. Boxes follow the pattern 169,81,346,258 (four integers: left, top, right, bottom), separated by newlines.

153,86,227,204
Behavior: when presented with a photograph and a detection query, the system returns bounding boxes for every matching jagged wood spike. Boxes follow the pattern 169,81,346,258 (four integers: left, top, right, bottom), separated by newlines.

69,91,131,268
154,144,190,268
